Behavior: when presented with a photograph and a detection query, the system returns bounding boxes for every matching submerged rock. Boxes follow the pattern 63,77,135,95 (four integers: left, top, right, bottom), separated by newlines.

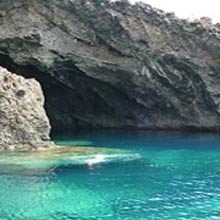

0,67,53,150
0,146,141,169
0,0,220,131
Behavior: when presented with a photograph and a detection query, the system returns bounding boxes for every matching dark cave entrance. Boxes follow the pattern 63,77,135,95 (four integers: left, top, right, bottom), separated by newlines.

0,53,137,136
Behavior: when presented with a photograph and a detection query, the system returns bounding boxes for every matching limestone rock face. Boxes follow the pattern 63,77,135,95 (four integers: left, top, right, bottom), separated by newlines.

0,0,220,132
0,67,52,150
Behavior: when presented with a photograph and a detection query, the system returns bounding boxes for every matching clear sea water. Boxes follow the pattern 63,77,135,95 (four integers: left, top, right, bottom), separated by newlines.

1,130,220,220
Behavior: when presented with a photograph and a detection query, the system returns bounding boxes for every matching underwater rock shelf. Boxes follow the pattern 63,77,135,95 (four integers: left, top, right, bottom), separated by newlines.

0,145,140,169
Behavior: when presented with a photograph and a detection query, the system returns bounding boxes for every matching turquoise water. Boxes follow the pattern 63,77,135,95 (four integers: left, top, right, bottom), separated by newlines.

1,131,220,219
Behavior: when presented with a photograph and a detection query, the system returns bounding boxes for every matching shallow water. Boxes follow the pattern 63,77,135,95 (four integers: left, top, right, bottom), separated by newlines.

1,130,220,220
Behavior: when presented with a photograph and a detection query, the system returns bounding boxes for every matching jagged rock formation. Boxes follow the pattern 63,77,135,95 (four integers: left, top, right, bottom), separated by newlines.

0,67,52,150
0,0,220,132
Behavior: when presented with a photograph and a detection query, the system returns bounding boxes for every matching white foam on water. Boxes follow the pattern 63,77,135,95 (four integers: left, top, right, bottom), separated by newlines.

67,153,142,166
85,154,106,165
83,153,142,165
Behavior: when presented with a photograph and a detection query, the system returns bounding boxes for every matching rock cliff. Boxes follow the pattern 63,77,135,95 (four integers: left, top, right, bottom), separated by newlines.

0,0,220,132
0,67,52,150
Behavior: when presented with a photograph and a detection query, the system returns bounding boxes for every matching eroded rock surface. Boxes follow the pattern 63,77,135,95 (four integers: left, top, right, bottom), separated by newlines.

0,67,52,150
0,0,220,131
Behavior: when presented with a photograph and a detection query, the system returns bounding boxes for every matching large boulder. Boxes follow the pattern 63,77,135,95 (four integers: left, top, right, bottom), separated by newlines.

0,0,220,132
0,67,52,150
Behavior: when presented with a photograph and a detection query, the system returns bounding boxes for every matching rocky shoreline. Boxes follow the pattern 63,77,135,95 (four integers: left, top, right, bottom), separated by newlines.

0,67,54,150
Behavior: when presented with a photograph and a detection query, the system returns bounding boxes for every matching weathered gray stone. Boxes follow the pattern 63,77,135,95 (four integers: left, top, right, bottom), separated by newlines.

0,0,220,132
0,67,53,150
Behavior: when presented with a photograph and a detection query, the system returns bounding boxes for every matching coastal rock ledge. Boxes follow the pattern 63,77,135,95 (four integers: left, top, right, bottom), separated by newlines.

0,67,53,150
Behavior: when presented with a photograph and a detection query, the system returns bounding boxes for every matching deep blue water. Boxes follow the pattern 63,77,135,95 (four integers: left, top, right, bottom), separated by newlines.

1,130,220,219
